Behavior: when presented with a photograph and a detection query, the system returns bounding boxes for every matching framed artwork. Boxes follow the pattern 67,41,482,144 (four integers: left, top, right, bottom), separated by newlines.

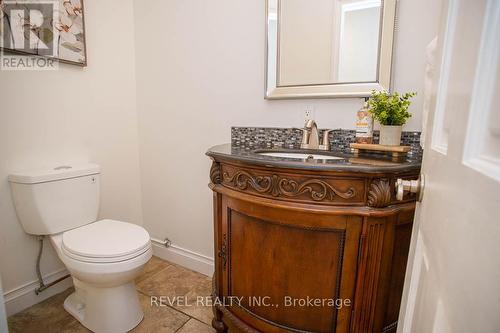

0,0,87,66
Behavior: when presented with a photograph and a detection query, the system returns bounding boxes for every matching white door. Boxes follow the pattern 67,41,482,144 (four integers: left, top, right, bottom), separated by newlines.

398,0,500,332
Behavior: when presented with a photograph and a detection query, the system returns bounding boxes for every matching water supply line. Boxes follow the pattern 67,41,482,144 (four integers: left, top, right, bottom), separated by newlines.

150,237,172,248
34,236,70,295
34,236,46,294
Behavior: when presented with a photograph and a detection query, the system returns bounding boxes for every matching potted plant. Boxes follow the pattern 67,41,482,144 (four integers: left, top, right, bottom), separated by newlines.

367,90,416,146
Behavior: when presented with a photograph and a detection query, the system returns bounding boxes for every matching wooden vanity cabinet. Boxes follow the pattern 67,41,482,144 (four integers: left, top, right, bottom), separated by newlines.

209,160,418,333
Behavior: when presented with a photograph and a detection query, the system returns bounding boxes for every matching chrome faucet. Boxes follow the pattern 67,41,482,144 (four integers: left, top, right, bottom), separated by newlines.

297,119,332,151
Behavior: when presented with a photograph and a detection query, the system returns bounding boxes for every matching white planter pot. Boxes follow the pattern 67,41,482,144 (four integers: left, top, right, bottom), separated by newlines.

379,125,402,146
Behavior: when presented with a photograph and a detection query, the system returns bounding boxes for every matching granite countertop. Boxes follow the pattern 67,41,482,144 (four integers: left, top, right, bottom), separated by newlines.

207,144,422,173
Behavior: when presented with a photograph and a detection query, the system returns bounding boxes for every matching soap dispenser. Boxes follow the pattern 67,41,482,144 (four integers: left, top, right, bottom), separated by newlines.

355,98,374,144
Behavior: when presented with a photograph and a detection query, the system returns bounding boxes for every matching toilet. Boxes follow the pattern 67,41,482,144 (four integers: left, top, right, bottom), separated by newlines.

8,164,152,333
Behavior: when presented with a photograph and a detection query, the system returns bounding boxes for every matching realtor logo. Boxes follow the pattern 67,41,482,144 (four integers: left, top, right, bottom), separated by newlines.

1,0,59,70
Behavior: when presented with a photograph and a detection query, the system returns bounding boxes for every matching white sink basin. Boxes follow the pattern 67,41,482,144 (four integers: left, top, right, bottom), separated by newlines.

258,152,343,160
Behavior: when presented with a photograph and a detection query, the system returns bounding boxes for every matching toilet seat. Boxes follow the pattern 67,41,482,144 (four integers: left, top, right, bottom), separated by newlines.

62,219,151,263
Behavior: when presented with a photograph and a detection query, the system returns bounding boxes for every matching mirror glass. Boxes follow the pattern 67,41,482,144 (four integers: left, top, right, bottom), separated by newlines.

266,0,396,99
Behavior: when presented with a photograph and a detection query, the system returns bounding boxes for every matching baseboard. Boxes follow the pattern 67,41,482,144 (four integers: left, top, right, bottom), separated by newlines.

151,238,214,277
3,268,73,316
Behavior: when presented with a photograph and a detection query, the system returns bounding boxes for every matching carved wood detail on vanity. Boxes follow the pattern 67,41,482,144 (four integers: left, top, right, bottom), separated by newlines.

351,220,387,332
208,153,420,333
367,179,392,208
223,170,356,201
220,164,365,205
210,161,222,184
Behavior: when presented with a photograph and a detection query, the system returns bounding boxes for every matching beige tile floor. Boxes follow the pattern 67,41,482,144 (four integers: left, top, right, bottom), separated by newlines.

7,256,215,333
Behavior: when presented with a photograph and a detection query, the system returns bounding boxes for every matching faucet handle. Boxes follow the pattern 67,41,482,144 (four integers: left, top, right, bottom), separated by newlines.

319,129,333,151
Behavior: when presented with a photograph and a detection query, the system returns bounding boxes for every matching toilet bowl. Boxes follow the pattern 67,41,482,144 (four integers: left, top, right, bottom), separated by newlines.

50,219,152,333
8,164,152,333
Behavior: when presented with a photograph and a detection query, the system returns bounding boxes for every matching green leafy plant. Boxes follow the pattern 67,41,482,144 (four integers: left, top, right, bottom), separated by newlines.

367,90,416,126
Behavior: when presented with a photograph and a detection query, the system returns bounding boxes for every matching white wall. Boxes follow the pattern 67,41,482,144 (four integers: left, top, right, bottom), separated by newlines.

0,0,143,315
279,0,336,85
338,6,380,82
133,0,441,263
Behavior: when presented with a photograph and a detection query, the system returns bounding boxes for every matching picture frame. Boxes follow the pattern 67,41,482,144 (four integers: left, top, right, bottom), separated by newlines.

0,0,87,67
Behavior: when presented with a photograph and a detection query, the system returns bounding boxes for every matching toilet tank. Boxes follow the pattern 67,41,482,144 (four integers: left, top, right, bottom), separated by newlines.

9,164,101,235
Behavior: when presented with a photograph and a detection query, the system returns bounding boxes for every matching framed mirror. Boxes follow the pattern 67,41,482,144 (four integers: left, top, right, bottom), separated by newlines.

265,0,397,99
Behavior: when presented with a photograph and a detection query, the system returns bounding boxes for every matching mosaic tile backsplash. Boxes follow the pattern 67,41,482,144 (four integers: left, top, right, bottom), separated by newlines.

231,127,423,157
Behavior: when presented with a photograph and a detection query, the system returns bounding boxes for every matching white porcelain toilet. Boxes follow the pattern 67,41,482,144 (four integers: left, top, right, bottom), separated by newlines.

8,164,152,333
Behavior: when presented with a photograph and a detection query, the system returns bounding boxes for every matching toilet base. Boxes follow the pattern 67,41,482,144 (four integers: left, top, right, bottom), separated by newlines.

64,279,144,333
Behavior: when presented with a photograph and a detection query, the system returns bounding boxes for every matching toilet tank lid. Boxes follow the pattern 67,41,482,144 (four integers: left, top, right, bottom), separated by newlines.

9,164,100,184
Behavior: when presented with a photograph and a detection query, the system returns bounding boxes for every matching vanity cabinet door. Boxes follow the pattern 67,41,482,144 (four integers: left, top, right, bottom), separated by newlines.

218,195,362,333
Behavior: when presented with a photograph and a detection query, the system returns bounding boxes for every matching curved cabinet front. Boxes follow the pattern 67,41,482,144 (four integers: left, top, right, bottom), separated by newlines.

209,160,418,333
